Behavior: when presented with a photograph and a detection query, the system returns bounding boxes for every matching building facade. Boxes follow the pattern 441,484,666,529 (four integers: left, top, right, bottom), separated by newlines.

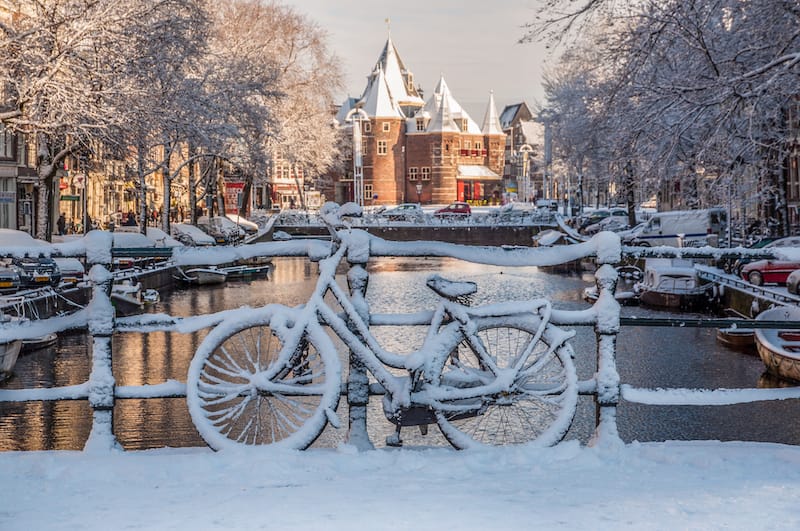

333,36,506,206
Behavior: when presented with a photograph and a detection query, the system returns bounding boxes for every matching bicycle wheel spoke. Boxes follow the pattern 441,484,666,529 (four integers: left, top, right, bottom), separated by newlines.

187,320,340,450
435,317,577,449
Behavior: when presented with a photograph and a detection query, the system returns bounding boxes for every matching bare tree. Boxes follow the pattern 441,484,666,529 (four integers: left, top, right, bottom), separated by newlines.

535,0,800,233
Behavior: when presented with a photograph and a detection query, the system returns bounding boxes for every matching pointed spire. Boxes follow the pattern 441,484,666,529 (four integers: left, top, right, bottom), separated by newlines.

426,85,459,133
481,90,504,135
360,67,403,119
369,36,424,108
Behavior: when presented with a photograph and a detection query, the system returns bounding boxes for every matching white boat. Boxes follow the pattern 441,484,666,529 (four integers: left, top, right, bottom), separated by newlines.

179,267,228,285
754,306,800,382
111,280,145,316
0,314,22,381
21,332,58,353
0,337,22,381
636,259,712,310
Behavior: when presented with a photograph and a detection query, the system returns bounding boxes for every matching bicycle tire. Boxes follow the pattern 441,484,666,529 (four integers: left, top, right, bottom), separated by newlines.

434,314,578,449
186,307,341,450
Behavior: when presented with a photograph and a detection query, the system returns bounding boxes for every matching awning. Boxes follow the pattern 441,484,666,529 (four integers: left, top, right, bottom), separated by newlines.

457,165,502,181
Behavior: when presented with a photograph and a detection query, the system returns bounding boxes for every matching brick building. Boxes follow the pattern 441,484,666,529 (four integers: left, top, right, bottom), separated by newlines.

333,36,506,206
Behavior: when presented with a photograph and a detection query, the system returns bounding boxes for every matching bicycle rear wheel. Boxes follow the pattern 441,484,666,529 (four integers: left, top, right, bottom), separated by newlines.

187,310,341,450
435,315,577,449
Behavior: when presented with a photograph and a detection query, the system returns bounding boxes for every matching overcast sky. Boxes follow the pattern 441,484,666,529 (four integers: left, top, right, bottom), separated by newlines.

283,0,553,119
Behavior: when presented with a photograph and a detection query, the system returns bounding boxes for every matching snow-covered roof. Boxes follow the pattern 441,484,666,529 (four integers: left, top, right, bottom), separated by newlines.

370,36,424,107
411,75,481,134
426,89,460,133
481,91,504,135
457,165,502,180
519,121,543,144
334,97,360,124
359,67,404,119
499,103,521,129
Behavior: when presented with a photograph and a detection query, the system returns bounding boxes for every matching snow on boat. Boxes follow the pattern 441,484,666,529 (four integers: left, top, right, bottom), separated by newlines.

111,280,145,316
0,336,22,381
0,314,22,381
715,327,756,355
178,267,228,285
755,306,800,383
636,259,712,310
21,332,58,353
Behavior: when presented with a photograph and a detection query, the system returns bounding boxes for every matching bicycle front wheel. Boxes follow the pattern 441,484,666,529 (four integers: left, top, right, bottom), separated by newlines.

435,315,578,449
187,311,341,450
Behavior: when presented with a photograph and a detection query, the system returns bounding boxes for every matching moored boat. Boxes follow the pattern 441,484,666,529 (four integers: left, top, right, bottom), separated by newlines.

0,337,22,381
21,332,58,353
179,267,228,285
754,306,800,383
218,262,272,279
715,327,756,354
111,280,145,316
636,259,712,310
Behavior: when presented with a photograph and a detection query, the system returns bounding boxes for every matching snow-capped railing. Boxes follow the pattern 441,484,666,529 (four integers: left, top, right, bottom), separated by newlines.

1,217,799,453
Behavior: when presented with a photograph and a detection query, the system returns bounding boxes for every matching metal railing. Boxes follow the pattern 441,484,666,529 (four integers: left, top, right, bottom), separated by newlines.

1,230,799,452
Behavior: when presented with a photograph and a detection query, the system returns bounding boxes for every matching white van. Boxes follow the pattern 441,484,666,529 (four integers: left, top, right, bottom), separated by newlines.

622,208,727,247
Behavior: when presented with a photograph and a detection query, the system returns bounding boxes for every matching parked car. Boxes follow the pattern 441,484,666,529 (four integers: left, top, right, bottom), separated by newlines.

377,203,424,222
13,254,61,288
225,213,259,235
583,214,630,235
171,223,216,247
731,236,800,276
0,260,21,293
577,208,627,233
740,259,800,286
787,269,800,295
434,202,471,217
196,216,245,244
53,257,85,286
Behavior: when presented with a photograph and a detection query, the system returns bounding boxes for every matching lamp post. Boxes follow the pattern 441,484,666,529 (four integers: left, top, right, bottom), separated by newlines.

518,144,533,203
345,107,369,206
416,183,422,203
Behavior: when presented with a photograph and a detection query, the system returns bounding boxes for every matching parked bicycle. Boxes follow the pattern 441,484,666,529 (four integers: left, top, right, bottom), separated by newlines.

186,203,579,450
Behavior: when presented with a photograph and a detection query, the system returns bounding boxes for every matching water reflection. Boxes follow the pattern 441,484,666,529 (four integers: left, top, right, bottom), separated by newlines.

1,256,799,451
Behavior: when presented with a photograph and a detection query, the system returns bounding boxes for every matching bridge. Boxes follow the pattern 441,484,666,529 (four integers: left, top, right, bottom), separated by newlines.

1,227,799,453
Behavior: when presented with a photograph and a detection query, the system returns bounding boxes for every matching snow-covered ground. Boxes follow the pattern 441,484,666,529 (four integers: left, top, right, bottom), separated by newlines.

3,440,800,530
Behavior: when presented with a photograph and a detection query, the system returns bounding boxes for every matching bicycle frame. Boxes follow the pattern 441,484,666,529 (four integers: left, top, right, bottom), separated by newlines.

278,231,565,420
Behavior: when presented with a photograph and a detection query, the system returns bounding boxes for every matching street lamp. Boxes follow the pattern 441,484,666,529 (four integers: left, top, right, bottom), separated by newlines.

518,144,533,203
345,107,369,207
416,183,422,203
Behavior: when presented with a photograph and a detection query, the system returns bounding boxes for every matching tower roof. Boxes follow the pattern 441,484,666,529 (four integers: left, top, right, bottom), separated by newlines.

413,75,480,134
370,36,424,107
425,86,460,133
481,91,504,135
359,67,403,119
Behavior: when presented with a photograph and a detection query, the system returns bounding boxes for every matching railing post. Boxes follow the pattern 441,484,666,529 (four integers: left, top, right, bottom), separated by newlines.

83,233,121,452
590,235,624,449
345,257,375,451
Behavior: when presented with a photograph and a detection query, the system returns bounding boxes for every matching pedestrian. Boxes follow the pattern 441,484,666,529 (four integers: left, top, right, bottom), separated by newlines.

57,213,66,235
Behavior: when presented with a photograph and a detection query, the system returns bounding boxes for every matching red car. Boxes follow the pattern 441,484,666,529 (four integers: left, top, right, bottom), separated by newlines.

740,259,800,286
434,202,471,217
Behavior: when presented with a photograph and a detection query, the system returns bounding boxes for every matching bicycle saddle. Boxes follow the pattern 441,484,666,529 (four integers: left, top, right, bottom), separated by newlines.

426,274,478,300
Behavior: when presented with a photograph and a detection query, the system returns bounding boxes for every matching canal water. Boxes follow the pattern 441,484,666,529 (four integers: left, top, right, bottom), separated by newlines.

1,257,799,451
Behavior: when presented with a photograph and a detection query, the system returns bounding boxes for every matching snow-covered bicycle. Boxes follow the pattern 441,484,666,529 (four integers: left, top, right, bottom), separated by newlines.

186,204,578,450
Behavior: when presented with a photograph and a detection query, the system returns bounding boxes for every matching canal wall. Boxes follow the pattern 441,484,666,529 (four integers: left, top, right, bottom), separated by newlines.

263,224,550,247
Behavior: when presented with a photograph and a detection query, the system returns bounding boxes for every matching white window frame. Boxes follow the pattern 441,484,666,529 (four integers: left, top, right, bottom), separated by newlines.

421,167,431,181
